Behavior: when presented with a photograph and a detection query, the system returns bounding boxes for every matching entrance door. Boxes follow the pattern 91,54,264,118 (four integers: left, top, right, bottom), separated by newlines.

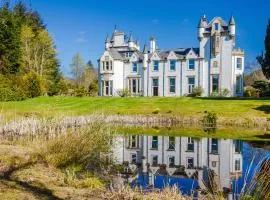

152,78,159,96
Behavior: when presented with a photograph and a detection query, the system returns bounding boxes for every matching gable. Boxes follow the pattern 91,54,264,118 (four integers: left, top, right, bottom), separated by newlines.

167,51,178,60
150,51,161,60
185,48,198,59
100,51,113,61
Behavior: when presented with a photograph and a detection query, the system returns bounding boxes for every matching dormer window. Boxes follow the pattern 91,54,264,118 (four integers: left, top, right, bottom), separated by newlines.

170,60,176,71
188,59,195,70
153,61,159,71
125,52,132,57
214,23,219,31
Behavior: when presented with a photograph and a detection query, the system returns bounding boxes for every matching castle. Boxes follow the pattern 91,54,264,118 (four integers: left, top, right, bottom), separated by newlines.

98,15,244,97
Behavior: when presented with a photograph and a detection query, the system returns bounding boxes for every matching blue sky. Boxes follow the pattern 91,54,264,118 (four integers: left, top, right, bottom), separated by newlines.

27,0,270,76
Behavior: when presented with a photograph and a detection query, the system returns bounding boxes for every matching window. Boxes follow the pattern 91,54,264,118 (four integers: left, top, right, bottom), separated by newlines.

212,161,217,167
168,156,175,168
153,61,159,71
237,58,242,70
188,77,195,94
103,80,113,96
212,75,219,93
129,136,139,148
125,52,132,57
211,139,219,153
187,158,194,169
131,153,137,164
235,159,241,171
214,23,219,31
152,78,159,96
105,61,110,70
168,137,175,150
188,59,195,70
169,77,176,93
128,79,140,95
110,61,112,70
132,62,137,72
152,155,158,166
152,136,158,149
132,79,137,93
187,137,194,151
170,60,176,71
236,75,242,94
235,140,242,153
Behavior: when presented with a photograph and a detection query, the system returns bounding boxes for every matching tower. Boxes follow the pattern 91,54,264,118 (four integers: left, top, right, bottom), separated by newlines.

229,16,236,45
198,15,206,40
150,36,156,53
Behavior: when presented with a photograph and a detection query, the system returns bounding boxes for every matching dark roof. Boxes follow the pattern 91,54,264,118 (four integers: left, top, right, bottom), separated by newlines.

143,45,148,54
128,33,134,42
229,16,235,25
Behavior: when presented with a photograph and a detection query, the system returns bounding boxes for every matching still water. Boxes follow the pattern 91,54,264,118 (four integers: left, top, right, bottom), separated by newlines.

112,135,270,199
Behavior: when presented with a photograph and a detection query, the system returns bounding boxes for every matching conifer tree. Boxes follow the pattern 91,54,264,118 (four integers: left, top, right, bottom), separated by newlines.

257,19,270,79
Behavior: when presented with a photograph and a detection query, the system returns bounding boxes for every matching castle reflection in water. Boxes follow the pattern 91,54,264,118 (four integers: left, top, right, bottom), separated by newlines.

113,135,243,199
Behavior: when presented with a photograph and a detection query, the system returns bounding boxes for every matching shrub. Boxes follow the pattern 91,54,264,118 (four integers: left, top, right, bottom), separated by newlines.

23,72,42,98
191,86,204,97
116,88,130,97
252,80,270,97
244,86,259,97
75,86,86,97
220,88,230,97
0,75,27,101
152,108,160,114
210,92,219,97
201,111,217,130
88,81,98,96
57,78,69,95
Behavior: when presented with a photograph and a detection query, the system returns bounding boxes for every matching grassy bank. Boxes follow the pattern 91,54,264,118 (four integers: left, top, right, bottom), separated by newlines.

1,96,269,119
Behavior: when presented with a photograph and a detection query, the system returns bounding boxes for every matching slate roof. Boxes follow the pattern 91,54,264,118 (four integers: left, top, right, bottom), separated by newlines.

150,48,200,59
206,17,228,28
108,48,123,60
229,16,235,25
107,46,200,61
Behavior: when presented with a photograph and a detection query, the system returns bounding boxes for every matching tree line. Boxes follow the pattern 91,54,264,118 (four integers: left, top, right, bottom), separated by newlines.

0,1,97,101
244,19,270,97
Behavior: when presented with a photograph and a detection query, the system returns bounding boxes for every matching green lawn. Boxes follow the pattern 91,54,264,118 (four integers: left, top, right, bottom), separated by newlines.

0,96,269,120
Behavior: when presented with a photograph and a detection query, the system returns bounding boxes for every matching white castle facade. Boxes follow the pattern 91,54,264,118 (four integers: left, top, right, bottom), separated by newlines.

98,15,245,97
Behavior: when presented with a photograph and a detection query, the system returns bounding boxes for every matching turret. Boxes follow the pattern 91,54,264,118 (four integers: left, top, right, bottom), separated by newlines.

105,34,110,50
128,33,135,48
143,44,148,70
150,36,156,53
229,16,236,36
135,40,140,51
198,15,206,40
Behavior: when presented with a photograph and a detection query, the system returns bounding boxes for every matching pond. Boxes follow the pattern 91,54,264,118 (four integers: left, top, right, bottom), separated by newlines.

112,134,270,199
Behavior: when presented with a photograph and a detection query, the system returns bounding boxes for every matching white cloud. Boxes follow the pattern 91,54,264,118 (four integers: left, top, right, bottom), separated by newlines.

75,31,87,43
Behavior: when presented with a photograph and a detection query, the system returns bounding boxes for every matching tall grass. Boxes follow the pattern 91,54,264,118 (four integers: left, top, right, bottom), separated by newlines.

38,122,113,170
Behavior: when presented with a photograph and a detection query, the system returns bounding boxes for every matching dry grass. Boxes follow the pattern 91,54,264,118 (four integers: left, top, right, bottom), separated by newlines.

103,186,191,200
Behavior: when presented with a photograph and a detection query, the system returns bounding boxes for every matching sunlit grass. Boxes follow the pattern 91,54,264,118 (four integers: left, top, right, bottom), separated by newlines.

0,96,269,120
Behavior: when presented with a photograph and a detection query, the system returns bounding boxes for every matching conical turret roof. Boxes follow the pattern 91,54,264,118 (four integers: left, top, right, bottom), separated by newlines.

229,16,235,25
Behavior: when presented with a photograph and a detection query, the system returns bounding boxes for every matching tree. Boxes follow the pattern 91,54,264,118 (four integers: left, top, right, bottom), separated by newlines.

257,19,270,79
70,53,85,84
0,4,22,74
